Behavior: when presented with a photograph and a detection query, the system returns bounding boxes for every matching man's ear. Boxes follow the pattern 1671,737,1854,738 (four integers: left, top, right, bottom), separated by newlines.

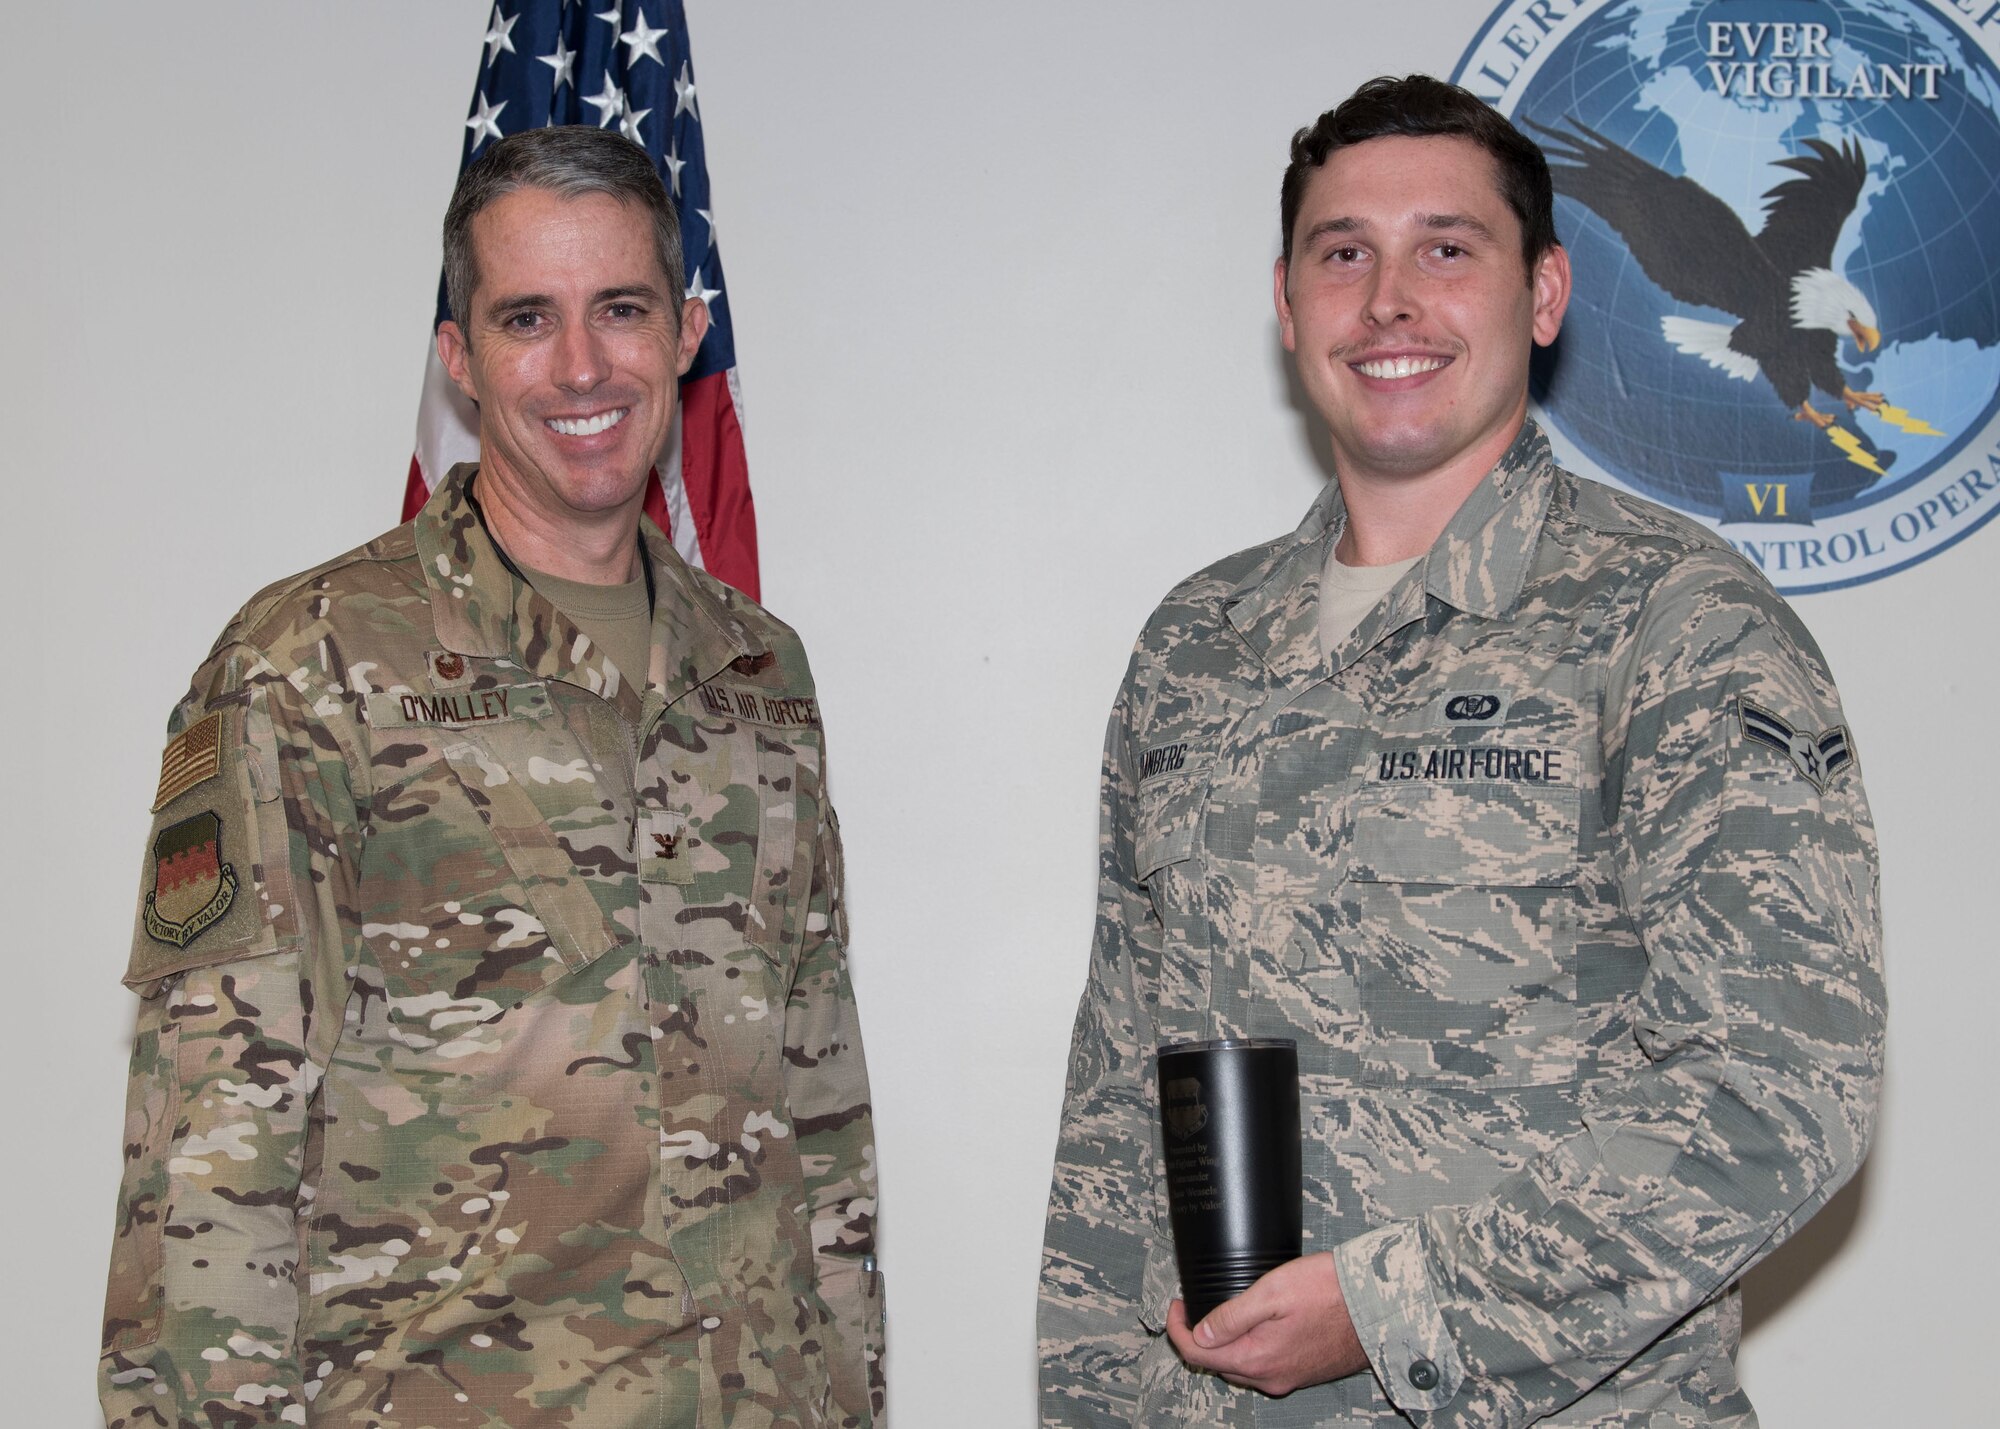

1274,257,1297,352
1531,244,1571,348
437,320,480,403
675,297,711,376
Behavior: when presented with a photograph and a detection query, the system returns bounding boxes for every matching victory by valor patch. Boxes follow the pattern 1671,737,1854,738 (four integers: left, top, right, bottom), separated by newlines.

143,811,238,948
1737,698,1853,791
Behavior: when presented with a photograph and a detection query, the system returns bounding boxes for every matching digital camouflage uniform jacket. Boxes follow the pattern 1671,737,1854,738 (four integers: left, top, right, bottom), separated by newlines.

1040,425,1882,1427
101,468,884,1429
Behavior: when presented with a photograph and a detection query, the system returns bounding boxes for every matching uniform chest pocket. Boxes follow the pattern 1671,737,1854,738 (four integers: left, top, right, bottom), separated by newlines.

1133,768,1213,912
1345,781,1580,1089
641,716,822,983
361,712,632,1027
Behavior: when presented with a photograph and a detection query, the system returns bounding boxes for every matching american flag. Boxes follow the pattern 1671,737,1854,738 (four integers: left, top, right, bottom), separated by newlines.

406,0,759,599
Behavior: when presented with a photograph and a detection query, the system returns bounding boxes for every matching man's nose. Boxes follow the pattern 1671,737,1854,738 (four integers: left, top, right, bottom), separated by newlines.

1362,255,1421,328
555,320,608,391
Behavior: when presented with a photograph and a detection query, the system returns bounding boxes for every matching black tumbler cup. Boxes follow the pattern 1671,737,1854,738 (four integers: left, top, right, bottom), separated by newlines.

1156,1037,1302,1326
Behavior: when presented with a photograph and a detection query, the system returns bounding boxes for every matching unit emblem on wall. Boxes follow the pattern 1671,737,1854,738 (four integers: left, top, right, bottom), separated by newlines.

1455,0,2000,592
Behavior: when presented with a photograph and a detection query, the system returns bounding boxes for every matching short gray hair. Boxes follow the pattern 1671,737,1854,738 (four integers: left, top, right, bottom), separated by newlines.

442,126,686,337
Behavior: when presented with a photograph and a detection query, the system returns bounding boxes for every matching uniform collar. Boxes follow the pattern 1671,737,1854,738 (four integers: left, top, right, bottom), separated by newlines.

414,464,755,718
1224,421,1558,690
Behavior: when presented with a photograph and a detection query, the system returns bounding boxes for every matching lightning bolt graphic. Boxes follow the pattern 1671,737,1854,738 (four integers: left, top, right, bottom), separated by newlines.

1827,426,1887,475
1875,405,1944,437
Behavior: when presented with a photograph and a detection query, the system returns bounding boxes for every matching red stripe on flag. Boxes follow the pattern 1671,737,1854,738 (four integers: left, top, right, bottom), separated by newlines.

402,455,432,523
678,370,759,601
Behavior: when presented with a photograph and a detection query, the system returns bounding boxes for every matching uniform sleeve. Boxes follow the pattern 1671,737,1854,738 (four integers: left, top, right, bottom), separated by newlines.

1332,568,1885,1426
1039,666,1164,1428
785,799,886,1429
100,652,358,1428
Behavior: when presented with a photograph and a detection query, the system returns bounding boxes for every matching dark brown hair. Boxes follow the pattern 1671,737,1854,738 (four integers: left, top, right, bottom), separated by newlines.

1280,74,1558,274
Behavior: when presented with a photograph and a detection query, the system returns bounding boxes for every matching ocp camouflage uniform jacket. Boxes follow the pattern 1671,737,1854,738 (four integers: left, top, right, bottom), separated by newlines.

101,468,884,1429
1040,425,1883,1427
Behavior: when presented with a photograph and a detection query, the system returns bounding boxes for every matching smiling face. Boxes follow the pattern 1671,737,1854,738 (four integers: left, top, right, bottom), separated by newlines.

437,186,707,541
1276,134,1569,496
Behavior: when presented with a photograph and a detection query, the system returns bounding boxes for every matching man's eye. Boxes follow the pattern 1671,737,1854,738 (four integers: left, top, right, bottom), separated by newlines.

1330,246,1365,264
505,311,544,331
606,302,644,320
1431,243,1467,260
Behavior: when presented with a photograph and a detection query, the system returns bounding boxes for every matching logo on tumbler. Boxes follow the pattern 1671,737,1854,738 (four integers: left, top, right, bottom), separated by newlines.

1163,1077,1208,1140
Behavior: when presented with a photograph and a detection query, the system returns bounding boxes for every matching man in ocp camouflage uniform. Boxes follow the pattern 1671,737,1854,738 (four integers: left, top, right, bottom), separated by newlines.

100,127,883,1428
1039,76,1882,1427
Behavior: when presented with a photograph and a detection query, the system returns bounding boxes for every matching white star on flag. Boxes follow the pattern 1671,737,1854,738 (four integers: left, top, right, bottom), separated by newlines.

674,61,698,118
685,267,720,313
466,92,507,146
540,34,576,92
619,97,652,145
584,76,624,127
662,145,686,194
623,13,671,66
484,9,518,64
594,5,622,27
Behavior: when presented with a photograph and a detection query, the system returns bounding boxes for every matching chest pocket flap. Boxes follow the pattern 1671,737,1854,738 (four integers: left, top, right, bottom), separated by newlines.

1350,780,1579,888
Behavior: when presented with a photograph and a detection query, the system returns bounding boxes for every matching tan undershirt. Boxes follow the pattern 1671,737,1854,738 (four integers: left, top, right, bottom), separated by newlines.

519,562,653,690
1318,546,1422,660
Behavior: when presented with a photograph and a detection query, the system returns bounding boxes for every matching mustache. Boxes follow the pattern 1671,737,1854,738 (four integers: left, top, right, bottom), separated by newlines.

1331,338,1461,362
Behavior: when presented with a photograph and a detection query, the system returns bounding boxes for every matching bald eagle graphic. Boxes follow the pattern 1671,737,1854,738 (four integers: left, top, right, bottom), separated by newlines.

1531,121,1933,475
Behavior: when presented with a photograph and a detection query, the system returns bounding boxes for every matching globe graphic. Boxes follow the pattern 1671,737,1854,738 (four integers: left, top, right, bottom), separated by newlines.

1500,0,2000,519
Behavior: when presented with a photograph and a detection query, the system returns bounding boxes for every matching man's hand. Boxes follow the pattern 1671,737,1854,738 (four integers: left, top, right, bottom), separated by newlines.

1165,1252,1368,1397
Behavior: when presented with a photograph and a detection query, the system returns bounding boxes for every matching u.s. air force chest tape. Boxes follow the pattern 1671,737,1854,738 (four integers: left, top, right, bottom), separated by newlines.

1355,737,1582,888
125,695,299,993
694,679,821,729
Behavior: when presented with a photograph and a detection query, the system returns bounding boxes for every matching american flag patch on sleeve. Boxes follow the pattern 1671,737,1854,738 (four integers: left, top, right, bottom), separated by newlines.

152,711,224,811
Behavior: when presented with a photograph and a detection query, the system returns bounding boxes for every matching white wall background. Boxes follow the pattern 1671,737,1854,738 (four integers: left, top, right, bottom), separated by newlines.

7,2,1992,1423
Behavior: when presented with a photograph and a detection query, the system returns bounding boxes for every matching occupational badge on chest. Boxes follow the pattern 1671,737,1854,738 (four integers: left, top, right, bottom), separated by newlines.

1434,690,1512,728
143,811,238,948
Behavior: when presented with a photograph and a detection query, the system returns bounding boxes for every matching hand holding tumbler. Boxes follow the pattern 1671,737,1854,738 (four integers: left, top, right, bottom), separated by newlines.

1156,1038,1302,1326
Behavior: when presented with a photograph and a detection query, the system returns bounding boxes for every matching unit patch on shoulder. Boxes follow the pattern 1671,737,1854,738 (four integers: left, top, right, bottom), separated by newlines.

143,811,238,949
1737,697,1853,791
152,712,224,811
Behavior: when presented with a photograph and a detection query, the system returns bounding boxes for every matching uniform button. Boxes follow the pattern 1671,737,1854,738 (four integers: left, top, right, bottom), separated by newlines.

1407,1358,1439,1391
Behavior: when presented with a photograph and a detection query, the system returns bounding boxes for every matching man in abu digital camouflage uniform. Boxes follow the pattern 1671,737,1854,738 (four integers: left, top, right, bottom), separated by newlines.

1039,76,1882,1427
100,127,882,1428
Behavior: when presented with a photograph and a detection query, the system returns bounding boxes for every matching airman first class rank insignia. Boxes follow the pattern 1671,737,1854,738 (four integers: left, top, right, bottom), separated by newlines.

143,811,238,948
1737,696,1853,791
152,711,223,810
